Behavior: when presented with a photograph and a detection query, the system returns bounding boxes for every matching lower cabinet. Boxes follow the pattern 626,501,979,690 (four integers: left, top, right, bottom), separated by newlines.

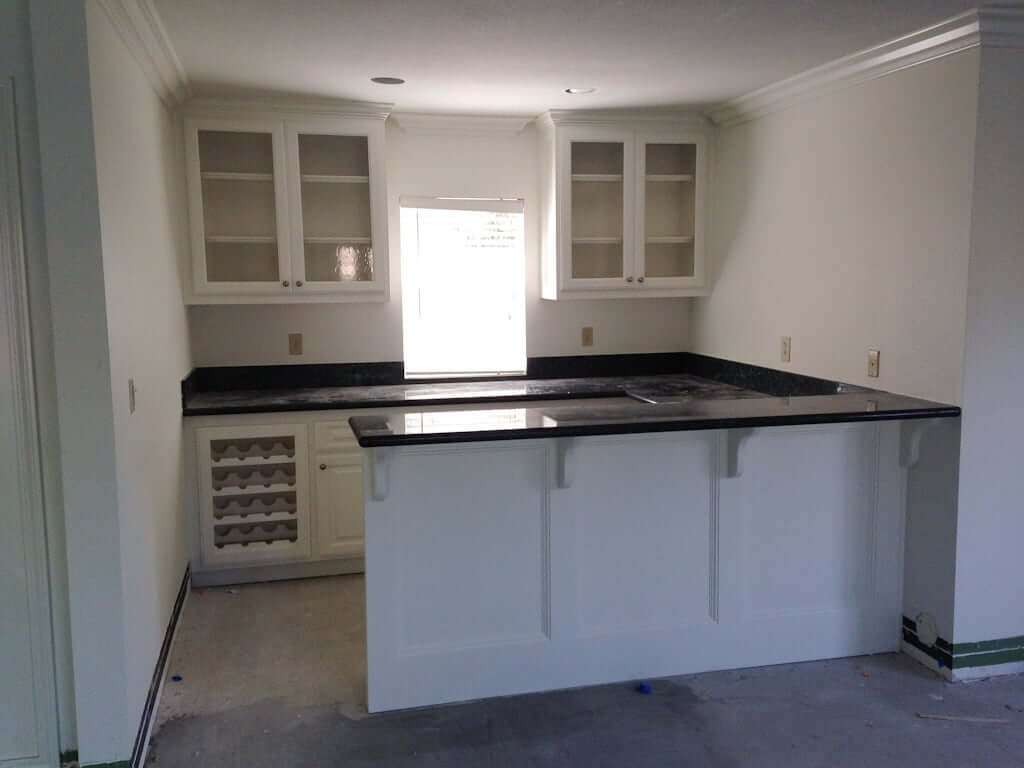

193,418,365,580
196,423,312,568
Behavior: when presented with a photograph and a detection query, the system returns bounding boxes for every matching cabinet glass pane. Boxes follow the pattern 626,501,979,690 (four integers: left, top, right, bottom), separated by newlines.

198,130,280,283
298,134,374,282
205,242,279,282
571,142,624,279
643,143,696,278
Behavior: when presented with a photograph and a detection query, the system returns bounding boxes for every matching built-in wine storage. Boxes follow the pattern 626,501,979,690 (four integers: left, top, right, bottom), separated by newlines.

196,424,311,566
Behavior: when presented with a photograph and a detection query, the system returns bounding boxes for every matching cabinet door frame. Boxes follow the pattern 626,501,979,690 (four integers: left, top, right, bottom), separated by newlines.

557,126,637,294
185,116,292,297
285,118,389,299
635,130,707,292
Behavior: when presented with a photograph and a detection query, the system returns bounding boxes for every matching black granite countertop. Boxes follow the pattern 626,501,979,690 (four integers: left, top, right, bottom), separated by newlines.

182,373,765,416
349,391,960,447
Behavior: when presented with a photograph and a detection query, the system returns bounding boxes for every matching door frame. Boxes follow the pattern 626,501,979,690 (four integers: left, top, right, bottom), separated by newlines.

0,77,60,768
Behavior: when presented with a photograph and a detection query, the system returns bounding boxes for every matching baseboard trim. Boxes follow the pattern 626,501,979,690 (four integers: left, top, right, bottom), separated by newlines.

128,564,191,768
902,614,1024,678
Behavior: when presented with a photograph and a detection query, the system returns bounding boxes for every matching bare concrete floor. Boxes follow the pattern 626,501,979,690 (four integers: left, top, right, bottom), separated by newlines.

148,575,1024,767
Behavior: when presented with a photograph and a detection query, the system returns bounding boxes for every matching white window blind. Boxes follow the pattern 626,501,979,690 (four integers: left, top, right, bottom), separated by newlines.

400,198,526,378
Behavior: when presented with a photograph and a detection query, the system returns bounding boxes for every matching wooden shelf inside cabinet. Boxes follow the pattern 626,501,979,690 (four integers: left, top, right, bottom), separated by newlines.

212,482,296,497
205,235,277,244
211,455,296,467
572,237,622,244
571,174,623,182
645,236,694,244
301,174,370,184
304,236,371,244
201,171,274,182
646,174,694,182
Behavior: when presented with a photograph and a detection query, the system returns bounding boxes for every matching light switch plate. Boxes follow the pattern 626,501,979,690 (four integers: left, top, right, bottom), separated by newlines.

781,336,791,363
288,333,303,356
581,326,594,347
867,349,880,378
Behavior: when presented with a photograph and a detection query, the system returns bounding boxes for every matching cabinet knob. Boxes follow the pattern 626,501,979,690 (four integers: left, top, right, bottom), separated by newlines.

296,280,304,287
282,280,290,287
626,276,634,283
319,463,327,471
638,276,645,283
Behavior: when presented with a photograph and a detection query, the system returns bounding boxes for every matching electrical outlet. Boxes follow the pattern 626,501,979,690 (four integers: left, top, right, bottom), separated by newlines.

288,333,303,356
867,348,880,378
128,378,136,414
781,336,791,363
581,326,594,347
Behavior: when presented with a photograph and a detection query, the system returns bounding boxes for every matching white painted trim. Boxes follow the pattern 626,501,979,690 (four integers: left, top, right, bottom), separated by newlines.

390,113,534,135
542,109,710,130
952,660,1024,681
93,0,189,106
184,96,393,121
709,9,985,127
0,78,60,768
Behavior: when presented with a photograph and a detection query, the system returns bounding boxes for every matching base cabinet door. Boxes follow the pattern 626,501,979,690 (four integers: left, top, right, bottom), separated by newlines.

314,457,365,559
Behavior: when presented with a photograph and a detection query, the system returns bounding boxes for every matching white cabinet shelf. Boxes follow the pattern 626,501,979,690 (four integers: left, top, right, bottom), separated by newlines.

571,173,623,182
300,174,369,184
201,171,274,182
184,102,390,304
539,111,709,299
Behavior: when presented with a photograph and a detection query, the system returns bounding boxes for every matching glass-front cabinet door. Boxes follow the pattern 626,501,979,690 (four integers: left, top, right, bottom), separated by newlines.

561,129,635,291
637,135,705,288
288,121,387,296
188,121,291,294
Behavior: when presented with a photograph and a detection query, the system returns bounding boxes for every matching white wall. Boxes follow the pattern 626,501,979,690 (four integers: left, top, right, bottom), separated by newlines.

86,0,193,747
188,120,690,367
953,44,1024,644
1,1,77,752
29,0,129,762
692,50,980,405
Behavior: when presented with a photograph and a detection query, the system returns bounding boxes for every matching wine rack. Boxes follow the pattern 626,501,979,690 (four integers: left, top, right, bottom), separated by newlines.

196,424,311,567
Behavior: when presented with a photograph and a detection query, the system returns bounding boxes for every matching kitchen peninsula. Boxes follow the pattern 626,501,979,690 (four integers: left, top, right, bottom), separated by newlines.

181,353,957,714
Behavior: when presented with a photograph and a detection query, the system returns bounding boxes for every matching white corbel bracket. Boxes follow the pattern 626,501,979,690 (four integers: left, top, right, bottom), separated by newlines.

900,418,941,469
368,446,394,500
555,438,575,489
725,428,755,478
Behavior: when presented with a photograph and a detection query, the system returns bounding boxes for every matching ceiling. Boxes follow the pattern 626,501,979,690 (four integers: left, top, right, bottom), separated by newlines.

153,0,977,114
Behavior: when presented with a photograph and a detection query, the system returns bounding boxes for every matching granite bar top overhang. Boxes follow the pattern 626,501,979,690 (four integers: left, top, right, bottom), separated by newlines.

348,391,960,447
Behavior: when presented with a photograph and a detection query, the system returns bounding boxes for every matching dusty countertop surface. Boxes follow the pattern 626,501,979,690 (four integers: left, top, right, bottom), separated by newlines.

182,373,767,416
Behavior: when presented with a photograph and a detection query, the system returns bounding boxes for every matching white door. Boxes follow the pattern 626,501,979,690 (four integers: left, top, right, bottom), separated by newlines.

0,79,59,767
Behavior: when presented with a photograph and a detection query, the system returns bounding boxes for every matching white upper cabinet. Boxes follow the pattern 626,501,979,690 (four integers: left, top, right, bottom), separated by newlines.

539,112,709,299
184,102,390,304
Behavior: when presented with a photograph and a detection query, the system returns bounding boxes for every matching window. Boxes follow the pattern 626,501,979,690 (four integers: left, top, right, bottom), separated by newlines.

400,197,526,377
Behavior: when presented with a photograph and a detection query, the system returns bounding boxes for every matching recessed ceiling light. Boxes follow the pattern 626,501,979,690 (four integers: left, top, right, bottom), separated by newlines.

371,76,405,85
564,87,595,95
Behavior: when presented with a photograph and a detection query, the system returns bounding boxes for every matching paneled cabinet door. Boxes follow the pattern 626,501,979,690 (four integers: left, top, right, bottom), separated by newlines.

636,134,706,290
314,457,365,560
559,128,636,292
186,118,292,295
286,120,388,297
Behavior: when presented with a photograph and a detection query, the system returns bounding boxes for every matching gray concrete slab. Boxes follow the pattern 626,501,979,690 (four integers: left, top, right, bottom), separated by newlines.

148,576,1024,767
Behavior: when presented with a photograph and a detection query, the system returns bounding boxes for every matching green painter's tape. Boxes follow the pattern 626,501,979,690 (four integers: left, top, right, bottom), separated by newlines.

953,646,1024,669
953,635,1024,655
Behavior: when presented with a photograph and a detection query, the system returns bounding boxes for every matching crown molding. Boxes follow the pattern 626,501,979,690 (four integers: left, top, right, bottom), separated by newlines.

707,9,989,127
390,113,534,135
183,96,393,121
541,108,710,130
95,0,189,106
